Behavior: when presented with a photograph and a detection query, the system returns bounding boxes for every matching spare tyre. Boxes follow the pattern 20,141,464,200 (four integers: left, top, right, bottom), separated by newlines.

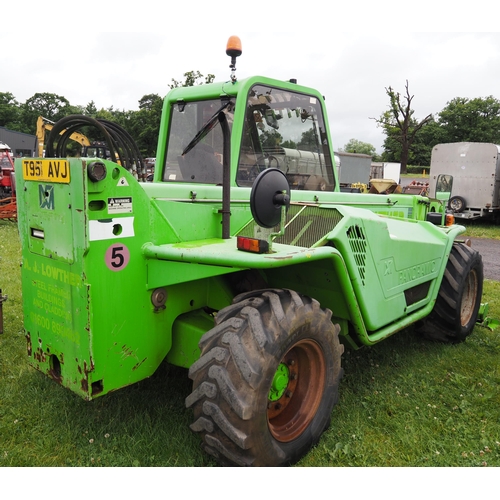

448,195,466,213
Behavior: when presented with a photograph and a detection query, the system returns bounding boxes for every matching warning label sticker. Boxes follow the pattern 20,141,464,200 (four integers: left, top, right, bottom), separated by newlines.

108,197,132,214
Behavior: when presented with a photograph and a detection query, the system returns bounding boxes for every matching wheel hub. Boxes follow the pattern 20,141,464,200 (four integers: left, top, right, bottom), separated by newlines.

269,363,290,401
267,339,326,443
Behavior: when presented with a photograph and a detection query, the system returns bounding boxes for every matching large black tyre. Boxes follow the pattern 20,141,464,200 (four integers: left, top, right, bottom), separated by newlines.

419,243,483,343
186,289,343,466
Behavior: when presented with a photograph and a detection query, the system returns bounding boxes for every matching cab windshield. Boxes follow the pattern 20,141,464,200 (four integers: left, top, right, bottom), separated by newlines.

162,85,335,191
163,98,233,184
237,84,335,190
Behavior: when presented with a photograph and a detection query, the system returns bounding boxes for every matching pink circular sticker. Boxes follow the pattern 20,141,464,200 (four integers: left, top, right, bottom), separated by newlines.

105,243,130,271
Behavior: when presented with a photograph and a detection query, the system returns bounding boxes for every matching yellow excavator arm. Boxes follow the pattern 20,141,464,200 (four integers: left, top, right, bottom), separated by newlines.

36,116,91,157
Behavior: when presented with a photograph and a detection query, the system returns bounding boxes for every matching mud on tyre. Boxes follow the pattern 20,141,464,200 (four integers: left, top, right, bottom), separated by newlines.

419,242,483,343
186,288,343,466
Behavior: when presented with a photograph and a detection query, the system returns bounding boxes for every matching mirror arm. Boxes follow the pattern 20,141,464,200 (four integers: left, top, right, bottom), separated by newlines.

267,202,288,252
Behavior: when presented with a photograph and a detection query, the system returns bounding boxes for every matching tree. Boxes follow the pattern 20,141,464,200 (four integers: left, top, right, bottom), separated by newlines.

129,93,163,157
83,100,98,117
437,96,500,144
0,92,21,130
24,92,73,120
406,118,443,166
372,81,432,173
342,138,376,157
21,92,78,134
297,128,320,152
259,129,283,149
381,117,442,166
169,70,215,89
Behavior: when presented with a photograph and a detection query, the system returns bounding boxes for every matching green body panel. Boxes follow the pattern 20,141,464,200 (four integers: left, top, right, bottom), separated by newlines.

16,160,174,398
15,75,461,400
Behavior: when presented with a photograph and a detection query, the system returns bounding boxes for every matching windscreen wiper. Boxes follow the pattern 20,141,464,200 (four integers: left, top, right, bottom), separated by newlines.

181,100,232,156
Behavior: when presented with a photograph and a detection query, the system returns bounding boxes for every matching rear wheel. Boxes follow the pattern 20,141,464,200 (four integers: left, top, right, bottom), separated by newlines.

419,243,483,342
186,288,343,466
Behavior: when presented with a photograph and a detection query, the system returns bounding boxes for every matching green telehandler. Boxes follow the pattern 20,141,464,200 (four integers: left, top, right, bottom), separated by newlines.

15,36,483,466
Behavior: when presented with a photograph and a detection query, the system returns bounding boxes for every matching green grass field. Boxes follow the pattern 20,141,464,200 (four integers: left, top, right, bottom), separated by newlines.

1,219,499,467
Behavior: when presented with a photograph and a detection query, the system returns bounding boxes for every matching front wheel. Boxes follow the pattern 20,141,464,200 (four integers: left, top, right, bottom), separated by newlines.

186,289,343,466
418,242,483,342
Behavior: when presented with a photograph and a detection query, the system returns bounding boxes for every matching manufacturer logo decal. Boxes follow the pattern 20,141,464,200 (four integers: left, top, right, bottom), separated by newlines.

39,184,55,210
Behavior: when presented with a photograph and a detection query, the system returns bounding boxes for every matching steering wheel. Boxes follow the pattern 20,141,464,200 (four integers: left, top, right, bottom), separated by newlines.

250,154,279,171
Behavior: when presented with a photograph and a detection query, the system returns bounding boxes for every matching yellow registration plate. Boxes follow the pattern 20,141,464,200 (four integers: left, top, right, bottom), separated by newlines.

22,159,70,183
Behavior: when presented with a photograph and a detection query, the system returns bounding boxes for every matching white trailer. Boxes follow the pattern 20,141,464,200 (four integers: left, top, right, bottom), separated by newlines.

428,142,500,222
335,151,372,192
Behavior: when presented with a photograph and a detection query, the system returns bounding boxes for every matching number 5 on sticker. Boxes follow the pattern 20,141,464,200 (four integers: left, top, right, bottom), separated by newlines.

105,243,130,271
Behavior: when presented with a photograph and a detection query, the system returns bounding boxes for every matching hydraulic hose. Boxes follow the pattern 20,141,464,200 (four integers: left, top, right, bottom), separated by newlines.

45,114,146,177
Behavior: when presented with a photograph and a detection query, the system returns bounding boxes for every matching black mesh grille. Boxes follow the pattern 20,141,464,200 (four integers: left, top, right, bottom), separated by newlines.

238,205,343,248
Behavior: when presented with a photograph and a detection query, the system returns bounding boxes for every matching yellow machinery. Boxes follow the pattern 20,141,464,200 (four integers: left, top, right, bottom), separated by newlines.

36,116,91,157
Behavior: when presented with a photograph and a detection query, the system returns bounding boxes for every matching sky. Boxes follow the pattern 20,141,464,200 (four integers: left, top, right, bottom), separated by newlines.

2,8,500,154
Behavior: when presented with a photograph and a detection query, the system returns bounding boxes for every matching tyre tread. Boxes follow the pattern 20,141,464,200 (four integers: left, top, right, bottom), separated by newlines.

186,288,342,466
419,242,483,342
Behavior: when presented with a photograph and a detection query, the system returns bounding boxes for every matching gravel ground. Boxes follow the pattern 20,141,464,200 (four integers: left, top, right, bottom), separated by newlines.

468,237,500,282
